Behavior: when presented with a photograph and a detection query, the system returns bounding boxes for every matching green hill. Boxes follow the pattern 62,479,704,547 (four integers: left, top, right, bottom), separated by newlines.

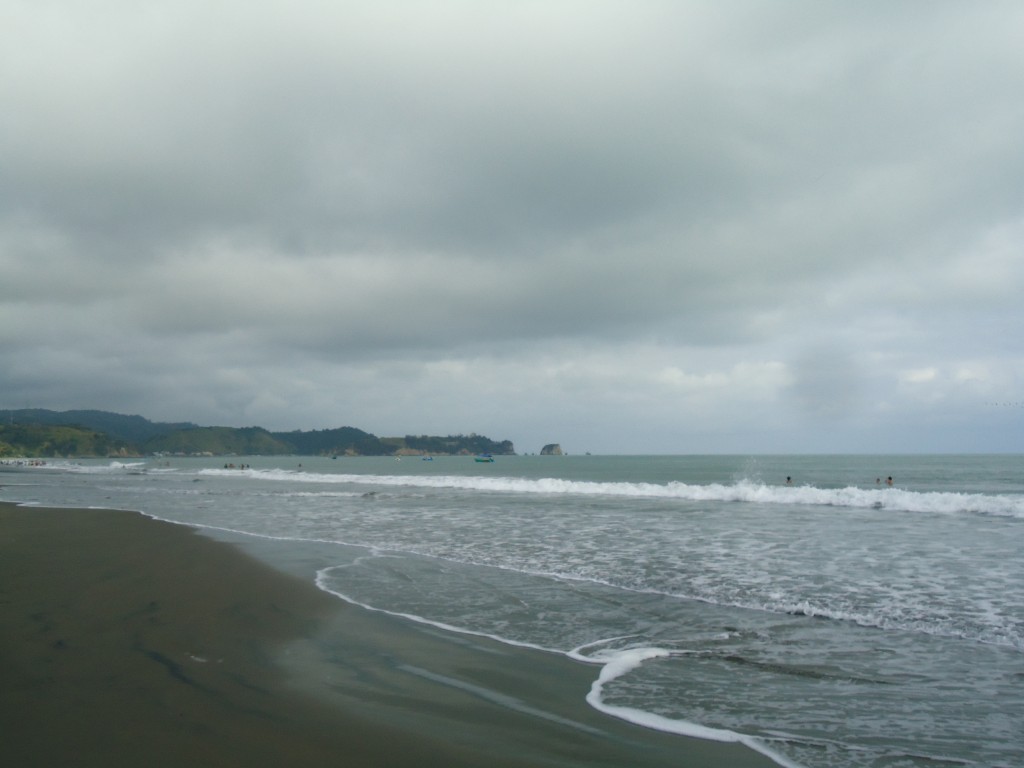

0,424,135,458
272,427,387,456
0,409,515,458
397,434,515,456
0,409,196,443
144,427,292,456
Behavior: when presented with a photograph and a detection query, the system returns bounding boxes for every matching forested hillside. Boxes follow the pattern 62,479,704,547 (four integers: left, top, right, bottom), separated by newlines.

0,424,133,458
0,409,515,458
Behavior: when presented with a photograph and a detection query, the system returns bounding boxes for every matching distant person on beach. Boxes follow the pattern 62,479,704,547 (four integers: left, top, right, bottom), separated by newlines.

886,476,893,486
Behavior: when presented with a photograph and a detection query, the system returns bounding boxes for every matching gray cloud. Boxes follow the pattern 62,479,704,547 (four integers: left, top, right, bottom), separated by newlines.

2,1,1023,453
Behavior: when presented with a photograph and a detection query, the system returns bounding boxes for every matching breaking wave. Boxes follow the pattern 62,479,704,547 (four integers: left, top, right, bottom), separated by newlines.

199,468,1024,518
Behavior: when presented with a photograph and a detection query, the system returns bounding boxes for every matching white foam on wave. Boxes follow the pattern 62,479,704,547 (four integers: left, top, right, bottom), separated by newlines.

43,460,149,474
173,469,1024,651
762,597,1024,651
278,490,370,499
209,468,1024,518
568,645,805,768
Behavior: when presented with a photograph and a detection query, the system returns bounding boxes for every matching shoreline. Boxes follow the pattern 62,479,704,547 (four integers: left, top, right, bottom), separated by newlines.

1,501,779,767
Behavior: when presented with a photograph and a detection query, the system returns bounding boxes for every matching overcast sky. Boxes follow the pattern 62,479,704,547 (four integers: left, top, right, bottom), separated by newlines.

2,1,1023,454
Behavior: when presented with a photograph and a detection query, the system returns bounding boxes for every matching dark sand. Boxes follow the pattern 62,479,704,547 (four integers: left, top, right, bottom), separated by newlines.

0,502,779,767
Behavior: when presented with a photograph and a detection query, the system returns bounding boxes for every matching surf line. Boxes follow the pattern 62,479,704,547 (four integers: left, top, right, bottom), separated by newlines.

575,645,805,768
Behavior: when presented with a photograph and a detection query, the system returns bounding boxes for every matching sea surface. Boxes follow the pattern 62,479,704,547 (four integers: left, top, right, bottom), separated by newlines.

3,454,1022,768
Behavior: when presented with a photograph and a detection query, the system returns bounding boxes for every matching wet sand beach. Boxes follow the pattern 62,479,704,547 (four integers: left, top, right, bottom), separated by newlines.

0,502,779,767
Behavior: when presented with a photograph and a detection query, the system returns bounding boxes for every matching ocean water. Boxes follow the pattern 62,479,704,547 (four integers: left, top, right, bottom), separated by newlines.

3,454,1022,768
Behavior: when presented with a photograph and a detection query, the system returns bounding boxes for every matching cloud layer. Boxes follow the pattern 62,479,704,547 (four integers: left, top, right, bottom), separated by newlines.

3,1,1023,453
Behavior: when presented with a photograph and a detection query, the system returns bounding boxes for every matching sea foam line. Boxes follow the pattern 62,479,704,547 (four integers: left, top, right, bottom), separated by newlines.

314,565,562,655
572,645,805,768
201,467,1024,517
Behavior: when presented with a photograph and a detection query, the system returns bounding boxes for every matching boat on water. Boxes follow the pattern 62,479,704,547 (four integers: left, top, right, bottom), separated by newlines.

474,454,494,463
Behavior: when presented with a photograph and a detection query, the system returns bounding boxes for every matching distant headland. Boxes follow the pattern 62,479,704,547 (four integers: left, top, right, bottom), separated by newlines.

0,409,515,459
